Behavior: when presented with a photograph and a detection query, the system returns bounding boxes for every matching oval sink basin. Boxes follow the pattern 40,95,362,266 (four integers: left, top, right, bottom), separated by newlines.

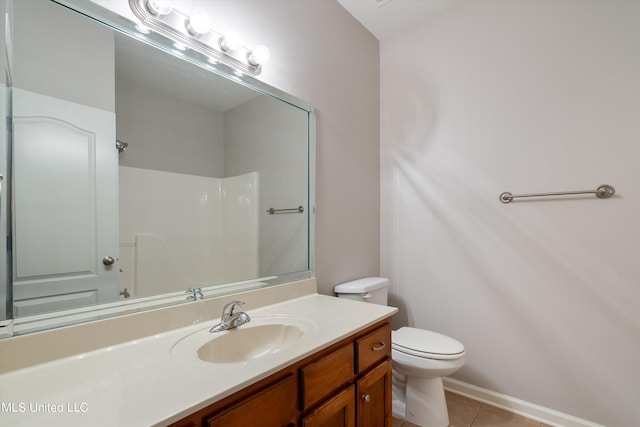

171,315,318,364
199,323,303,363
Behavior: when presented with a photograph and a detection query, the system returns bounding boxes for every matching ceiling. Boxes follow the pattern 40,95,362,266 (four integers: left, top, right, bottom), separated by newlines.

115,33,259,113
337,0,461,41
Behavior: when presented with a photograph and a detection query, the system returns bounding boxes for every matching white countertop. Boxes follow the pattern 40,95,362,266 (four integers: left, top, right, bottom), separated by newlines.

0,294,396,426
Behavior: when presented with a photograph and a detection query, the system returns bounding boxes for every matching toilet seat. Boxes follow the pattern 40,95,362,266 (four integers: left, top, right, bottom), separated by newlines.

392,327,464,360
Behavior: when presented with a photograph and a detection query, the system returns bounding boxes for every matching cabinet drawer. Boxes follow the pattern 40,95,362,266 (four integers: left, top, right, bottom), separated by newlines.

300,343,354,409
205,374,297,427
356,324,391,373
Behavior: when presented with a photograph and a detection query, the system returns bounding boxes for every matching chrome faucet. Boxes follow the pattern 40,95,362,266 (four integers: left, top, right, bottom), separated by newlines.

209,300,251,333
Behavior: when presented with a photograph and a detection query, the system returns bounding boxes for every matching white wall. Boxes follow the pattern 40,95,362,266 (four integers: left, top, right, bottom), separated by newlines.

0,0,6,87
224,95,309,277
0,0,7,321
13,0,114,111
115,78,225,178
380,1,640,426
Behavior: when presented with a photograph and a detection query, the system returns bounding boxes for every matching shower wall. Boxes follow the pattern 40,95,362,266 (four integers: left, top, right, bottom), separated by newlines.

119,167,258,297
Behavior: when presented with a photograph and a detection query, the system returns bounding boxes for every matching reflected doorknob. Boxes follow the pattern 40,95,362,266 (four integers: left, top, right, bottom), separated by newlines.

102,256,116,266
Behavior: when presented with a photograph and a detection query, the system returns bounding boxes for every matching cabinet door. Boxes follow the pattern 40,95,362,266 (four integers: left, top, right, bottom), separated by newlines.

205,374,297,427
357,359,392,427
302,384,355,427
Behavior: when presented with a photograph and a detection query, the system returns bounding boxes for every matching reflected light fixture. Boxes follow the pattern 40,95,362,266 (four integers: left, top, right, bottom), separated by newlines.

173,42,187,51
134,23,151,34
129,0,270,75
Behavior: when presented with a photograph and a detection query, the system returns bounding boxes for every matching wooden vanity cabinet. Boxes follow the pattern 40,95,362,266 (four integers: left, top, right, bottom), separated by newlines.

205,373,297,427
300,343,355,409
356,359,393,427
301,384,356,427
168,318,392,427
355,325,393,427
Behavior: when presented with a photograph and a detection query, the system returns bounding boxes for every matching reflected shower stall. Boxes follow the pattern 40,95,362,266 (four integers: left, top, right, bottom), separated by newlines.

119,167,259,298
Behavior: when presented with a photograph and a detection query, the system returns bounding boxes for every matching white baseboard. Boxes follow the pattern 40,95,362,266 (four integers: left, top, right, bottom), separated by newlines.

443,378,605,427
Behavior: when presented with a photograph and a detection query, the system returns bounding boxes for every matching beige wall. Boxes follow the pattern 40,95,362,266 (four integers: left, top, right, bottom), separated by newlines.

209,0,382,295
380,1,640,426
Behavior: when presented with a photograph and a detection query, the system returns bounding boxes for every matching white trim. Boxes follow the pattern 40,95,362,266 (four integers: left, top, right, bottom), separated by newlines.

443,378,605,427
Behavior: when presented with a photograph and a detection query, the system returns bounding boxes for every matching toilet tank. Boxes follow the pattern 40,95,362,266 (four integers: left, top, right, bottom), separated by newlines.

334,277,389,305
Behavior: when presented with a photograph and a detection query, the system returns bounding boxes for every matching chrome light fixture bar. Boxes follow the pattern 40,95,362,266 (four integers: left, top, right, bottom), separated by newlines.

129,0,270,75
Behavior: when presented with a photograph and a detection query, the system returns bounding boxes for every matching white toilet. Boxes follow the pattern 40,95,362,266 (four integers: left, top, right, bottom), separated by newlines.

334,277,465,427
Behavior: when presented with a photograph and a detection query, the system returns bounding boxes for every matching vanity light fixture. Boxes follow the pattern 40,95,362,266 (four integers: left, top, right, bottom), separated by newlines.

219,32,241,52
186,10,210,36
129,0,270,75
247,45,271,67
145,0,172,16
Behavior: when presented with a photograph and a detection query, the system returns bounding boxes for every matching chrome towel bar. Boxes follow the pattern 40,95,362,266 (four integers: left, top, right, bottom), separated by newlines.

267,205,304,214
499,184,615,204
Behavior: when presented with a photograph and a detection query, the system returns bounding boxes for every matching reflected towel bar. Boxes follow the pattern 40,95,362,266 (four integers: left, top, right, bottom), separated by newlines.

267,206,304,214
499,184,615,204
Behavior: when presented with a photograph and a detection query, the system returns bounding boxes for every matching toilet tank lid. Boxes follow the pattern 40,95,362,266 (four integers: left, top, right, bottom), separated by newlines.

334,277,390,293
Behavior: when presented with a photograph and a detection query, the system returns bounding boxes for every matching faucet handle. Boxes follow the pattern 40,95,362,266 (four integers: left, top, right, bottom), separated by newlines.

223,300,245,315
186,287,204,301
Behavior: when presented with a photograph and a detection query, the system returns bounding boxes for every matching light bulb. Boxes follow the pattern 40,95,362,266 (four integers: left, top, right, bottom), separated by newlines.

173,42,187,51
247,45,270,66
145,0,172,16
186,10,210,35
135,24,151,35
219,32,241,52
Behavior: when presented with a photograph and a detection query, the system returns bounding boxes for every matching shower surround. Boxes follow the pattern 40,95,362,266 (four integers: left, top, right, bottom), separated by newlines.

119,167,258,297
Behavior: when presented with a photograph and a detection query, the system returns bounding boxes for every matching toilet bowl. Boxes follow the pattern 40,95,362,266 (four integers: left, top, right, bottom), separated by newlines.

334,277,465,427
391,327,465,427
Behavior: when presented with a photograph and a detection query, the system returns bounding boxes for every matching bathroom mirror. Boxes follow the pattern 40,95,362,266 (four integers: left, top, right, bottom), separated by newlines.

0,0,314,336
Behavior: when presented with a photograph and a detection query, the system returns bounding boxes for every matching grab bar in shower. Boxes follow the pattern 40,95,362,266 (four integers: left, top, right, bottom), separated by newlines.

267,206,304,215
499,184,615,203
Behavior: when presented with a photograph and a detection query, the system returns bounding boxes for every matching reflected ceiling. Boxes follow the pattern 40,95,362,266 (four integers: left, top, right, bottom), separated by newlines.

115,33,258,112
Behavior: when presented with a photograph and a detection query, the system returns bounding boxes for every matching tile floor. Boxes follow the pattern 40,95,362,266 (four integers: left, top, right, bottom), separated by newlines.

392,391,553,427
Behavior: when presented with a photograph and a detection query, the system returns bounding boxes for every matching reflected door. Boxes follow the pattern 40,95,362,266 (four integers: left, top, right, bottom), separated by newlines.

12,88,118,316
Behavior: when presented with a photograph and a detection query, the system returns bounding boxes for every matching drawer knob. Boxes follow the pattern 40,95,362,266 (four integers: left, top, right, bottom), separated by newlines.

361,394,371,403
371,342,386,351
